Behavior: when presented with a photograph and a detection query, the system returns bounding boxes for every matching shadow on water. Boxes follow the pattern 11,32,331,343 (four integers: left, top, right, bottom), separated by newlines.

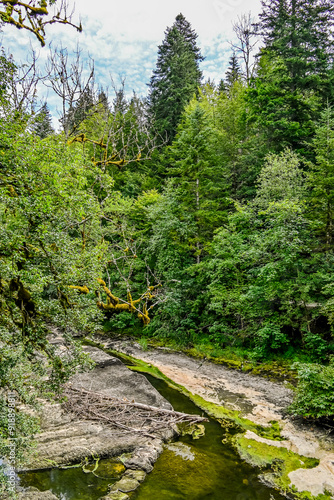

19,460,124,500
19,370,287,500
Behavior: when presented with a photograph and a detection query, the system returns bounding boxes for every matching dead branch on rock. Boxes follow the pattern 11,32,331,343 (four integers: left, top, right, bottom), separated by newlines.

62,384,207,438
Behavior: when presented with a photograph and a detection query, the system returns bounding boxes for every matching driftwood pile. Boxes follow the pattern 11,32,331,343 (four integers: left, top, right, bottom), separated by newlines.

62,384,207,438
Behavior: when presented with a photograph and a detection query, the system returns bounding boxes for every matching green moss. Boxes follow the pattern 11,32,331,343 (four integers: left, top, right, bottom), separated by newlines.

84,337,330,500
84,339,283,441
98,330,297,382
234,436,330,500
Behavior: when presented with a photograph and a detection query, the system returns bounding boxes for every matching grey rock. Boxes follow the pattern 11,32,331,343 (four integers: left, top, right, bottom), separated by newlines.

123,468,146,482
16,487,58,499
23,346,172,470
123,445,163,473
100,492,129,500
110,477,140,493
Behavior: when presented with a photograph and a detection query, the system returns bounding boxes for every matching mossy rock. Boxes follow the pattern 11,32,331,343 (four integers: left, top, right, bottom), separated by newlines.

96,460,125,478
235,435,319,490
101,492,129,500
177,422,205,440
252,361,297,382
123,469,146,482
110,477,140,493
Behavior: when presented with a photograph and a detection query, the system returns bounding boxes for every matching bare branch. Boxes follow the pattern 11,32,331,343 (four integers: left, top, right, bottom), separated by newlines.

230,12,260,84
63,384,207,438
45,45,95,136
0,0,82,47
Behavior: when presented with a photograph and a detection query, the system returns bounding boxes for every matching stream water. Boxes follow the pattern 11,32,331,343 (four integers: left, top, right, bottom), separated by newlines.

133,374,286,500
19,369,287,500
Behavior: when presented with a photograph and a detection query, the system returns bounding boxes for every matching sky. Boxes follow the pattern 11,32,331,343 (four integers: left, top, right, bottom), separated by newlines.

0,0,262,126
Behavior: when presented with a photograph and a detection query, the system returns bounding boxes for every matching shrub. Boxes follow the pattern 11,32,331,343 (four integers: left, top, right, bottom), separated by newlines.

289,361,334,419
252,324,290,360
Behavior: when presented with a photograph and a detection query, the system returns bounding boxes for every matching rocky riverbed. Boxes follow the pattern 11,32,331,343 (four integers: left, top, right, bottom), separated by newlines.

15,342,178,500
98,338,334,499
12,332,334,500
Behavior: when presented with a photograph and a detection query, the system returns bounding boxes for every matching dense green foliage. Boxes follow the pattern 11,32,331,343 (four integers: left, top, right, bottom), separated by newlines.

2,5,334,488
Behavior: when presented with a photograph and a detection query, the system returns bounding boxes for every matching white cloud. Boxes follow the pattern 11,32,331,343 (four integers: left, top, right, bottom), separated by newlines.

0,0,262,122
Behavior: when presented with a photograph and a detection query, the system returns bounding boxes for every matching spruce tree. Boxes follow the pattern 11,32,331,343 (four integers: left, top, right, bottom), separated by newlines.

225,52,242,91
148,13,203,143
250,0,334,151
33,102,54,139
169,99,225,261
63,87,95,135
258,0,334,94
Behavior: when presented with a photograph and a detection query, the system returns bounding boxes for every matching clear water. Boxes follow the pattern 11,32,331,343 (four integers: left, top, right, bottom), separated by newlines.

19,370,287,500
132,374,287,500
19,459,124,499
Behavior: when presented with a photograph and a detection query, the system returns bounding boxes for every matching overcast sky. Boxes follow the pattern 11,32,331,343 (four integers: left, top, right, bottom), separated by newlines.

1,0,262,124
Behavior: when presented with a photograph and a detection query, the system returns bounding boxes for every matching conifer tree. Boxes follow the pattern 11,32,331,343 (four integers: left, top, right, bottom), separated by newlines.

33,102,54,139
249,0,334,152
63,87,95,135
148,13,203,143
258,0,334,94
169,100,225,262
225,52,242,91
308,106,334,248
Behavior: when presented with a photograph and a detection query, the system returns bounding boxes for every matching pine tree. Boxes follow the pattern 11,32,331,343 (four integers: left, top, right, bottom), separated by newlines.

148,13,203,143
33,102,54,139
225,52,242,91
169,99,226,261
258,0,334,94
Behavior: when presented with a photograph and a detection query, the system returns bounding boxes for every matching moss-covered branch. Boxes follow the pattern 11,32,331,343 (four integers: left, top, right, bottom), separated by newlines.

0,0,82,47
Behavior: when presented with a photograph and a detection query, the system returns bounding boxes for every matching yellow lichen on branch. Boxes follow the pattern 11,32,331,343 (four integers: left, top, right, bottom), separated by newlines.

68,279,159,326
68,135,130,168
138,303,150,326
97,278,119,306
96,279,152,325
0,0,82,47
69,285,89,294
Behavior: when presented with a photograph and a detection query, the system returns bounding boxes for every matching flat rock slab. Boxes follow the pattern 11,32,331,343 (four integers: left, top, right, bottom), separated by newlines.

101,492,129,500
72,346,172,410
15,488,58,499
122,469,146,482
289,455,334,497
25,346,173,470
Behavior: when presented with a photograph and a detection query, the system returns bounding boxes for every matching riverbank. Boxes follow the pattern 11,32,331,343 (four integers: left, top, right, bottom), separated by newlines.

90,334,334,499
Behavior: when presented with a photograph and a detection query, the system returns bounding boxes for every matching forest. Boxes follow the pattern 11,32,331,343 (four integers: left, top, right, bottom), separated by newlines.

1,0,334,484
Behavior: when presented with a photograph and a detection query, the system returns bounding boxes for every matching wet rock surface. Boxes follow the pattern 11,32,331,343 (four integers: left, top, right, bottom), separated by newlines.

14,487,58,499
110,477,140,493
101,492,129,500
122,443,163,473
23,345,173,473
